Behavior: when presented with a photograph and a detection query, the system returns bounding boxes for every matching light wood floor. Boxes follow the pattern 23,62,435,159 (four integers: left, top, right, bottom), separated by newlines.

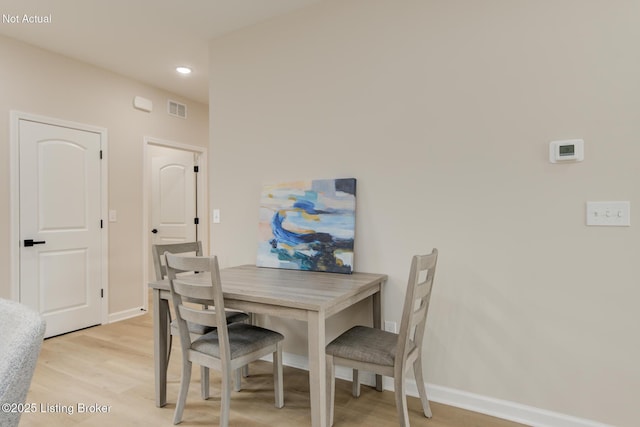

20,305,528,427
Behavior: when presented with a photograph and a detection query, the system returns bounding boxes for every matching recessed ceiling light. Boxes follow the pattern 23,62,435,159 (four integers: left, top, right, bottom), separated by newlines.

176,66,192,75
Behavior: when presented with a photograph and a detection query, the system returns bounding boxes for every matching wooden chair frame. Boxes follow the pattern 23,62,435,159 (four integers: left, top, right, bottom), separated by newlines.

165,253,283,426
152,242,248,399
326,249,438,426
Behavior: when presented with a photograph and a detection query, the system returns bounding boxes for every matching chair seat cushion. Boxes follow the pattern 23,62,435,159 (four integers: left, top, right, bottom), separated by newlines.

171,320,214,335
326,326,414,366
192,323,284,360
221,310,250,325
171,310,249,335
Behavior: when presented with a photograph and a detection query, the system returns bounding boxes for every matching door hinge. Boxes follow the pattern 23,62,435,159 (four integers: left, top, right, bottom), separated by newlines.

100,219,103,228
194,165,199,173
101,289,104,298
194,217,199,225
99,150,103,159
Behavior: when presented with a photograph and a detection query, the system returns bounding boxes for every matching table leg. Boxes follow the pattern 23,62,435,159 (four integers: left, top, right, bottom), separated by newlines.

153,288,169,407
373,288,383,392
307,311,327,427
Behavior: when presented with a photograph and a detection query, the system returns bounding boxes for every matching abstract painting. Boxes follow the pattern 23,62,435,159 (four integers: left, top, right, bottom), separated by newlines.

257,178,356,274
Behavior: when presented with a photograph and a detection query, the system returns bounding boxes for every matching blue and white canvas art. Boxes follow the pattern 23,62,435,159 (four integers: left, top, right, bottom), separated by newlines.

257,178,356,274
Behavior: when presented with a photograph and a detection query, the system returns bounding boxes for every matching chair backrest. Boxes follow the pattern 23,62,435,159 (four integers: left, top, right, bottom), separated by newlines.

396,249,438,364
0,299,46,427
152,241,203,280
164,253,231,362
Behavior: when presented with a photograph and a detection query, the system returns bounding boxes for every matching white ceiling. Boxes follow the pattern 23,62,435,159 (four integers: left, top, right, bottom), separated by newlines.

0,0,322,104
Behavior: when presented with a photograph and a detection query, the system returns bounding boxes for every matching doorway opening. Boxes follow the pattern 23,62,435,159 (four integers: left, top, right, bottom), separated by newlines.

142,137,208,311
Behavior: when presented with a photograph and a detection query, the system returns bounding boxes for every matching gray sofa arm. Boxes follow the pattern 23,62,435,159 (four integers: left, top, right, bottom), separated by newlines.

0,299,46,427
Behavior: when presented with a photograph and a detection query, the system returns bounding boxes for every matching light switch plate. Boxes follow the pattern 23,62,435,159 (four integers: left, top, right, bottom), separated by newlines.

586,201,630,226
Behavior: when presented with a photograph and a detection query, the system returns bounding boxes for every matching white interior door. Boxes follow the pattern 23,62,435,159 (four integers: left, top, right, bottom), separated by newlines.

150,149,197,247
19,119,103,338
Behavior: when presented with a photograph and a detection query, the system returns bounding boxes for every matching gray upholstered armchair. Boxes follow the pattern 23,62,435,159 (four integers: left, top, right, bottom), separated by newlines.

0,299,46,427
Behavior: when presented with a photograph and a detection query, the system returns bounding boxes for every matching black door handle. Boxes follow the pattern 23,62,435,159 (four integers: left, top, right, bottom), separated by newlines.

24,239,46,247
151,229,158,234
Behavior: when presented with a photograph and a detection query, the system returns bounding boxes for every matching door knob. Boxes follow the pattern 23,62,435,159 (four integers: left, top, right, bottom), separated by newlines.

24,239,46,247
151,229,158,234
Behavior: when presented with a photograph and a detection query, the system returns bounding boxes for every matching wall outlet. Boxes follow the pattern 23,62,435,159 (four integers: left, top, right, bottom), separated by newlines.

384,321,397,333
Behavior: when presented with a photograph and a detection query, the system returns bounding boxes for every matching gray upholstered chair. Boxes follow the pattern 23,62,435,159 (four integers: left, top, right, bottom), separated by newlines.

0,299,46,427
152,242,249,398
326,249,439,427
165,253,284,426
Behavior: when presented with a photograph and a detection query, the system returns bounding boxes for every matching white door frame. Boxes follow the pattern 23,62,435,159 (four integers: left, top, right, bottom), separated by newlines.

142,136,208,311
9,111,109,325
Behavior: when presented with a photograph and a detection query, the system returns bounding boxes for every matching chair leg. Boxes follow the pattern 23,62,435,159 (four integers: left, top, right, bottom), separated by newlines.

326,355,336,427
243,314,253,378
173,359,192,425
273,342,284,408
352,368,361,397
234,368,242,392
166,315,172,370
413,358,432,418
200,366,210,399
220,367,232,427
394,373,410,427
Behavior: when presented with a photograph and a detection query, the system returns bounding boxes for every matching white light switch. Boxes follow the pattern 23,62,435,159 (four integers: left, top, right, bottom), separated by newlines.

109,209,117,222
213,209,220,224
586,201,630,226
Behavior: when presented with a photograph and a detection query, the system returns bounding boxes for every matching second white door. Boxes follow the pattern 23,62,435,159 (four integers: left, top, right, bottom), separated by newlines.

150,148,198,246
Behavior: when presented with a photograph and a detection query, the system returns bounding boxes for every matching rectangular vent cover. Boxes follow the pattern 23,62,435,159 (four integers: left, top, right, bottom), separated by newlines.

168,100,187,119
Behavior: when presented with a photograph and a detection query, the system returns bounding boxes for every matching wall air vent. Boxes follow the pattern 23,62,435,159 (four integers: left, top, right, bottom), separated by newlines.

168,100,187,119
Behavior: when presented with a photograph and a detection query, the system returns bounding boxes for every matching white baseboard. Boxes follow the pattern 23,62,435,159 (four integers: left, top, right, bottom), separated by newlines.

265,352,611,427
407,381,611,427
108,307,147,323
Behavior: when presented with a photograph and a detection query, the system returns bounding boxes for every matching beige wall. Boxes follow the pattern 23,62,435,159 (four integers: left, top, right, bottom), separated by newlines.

0,35,208,314
208,1,639,426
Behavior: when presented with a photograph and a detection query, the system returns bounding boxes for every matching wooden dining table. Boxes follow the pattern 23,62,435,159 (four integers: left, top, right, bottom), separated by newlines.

149,264,387,427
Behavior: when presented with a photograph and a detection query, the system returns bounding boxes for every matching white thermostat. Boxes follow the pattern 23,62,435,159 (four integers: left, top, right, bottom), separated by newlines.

549,139,584,163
